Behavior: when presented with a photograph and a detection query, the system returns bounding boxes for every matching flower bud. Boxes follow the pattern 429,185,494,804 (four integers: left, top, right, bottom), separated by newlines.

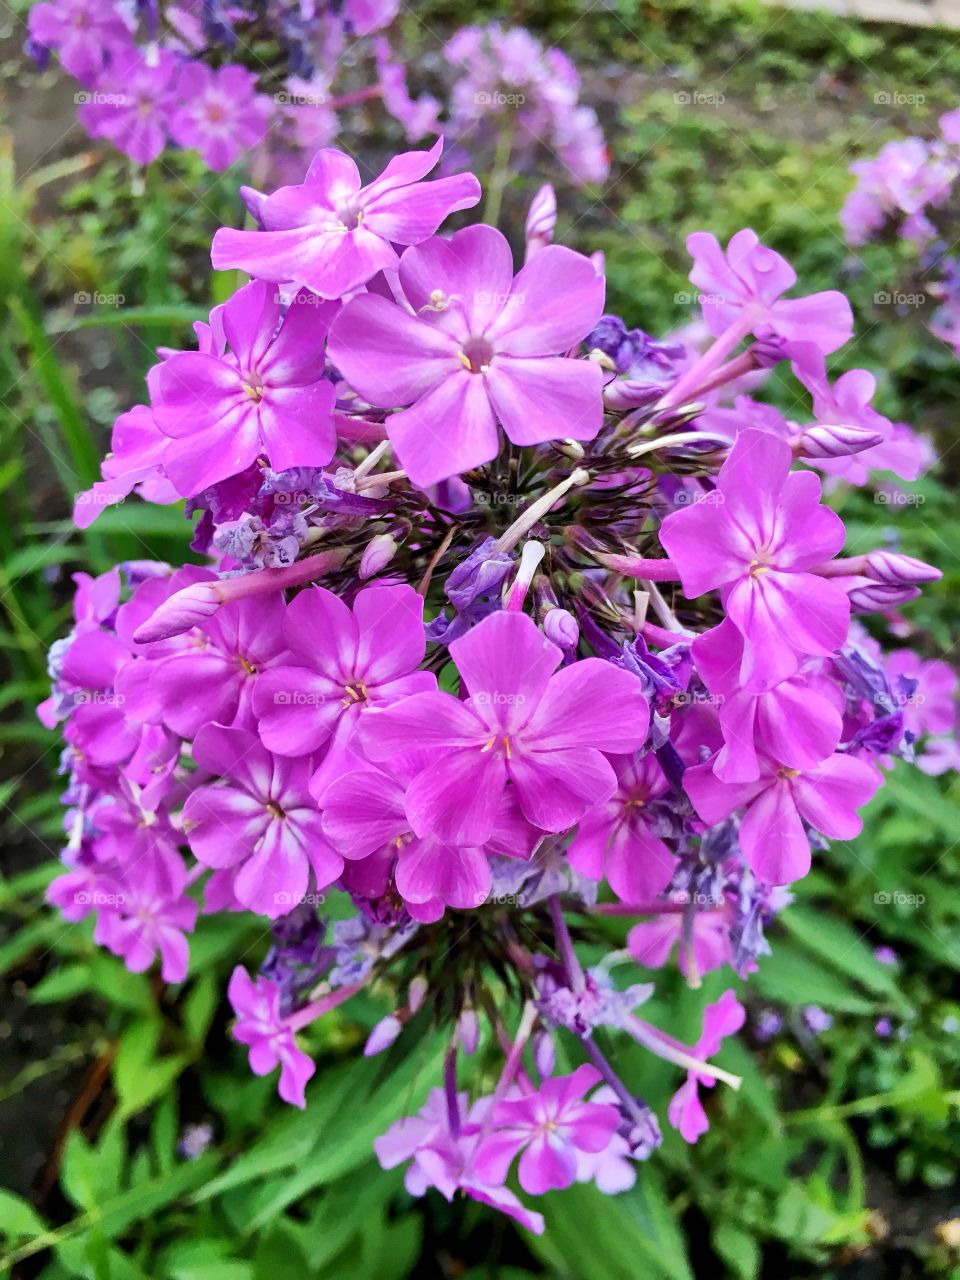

863,550,941,586
533,1029,556,1078
407,975,428,1013
603,378,662,411
503,540,545,611
848,579,921,612
133,581,222,643
543,607,579,649
359,533,399,580
364,1015,402,1057
456,1007,479,1056
524,183,556,259
793,421,885,459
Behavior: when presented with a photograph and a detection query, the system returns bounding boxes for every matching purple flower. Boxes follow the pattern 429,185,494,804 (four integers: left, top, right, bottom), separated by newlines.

567,752,677,903
148,282,338,496
327,224,605,486
79,46,179,165
93,858,197,983
687,229,852,353
73,405,179,528
228,966,316,1106
252,583,434,797
684,749,881,885
628,910,733,979
28,0,132,82
359,610,651,846
473,1065,620,1194
183,725,341,918
169,64,271,171
211,140,481,299
668,990,745,1143
118,574,295,739
693,618,844,784
660,430,850,692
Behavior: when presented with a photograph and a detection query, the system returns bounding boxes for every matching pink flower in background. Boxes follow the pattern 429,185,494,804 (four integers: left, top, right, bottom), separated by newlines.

183,725,341,918
687,229,853,353
27,0,132,82
211,140,481,298
668,990,745,1143
328,223,605,486
660,430,850,692
79,46,179,165
148,281,338,495
567,752,677,903
628,909,733,978
474,1065,620,1194
228,967,316,1107
253,583,433,795
94,858,197,984
169,64,272,171
360,610,651,846
684,749,881,885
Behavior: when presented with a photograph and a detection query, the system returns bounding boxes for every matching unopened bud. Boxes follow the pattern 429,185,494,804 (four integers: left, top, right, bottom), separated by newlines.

603,379,663,411
503,540,545,611
543,607,579,649
848,579,921,612
364,1015,402,1057
524,184,556,259
533,1030,556,1078
359,533,398,580
407,975,428,1013
864,550,941,586
793,421,885,459
456,1007,479,1056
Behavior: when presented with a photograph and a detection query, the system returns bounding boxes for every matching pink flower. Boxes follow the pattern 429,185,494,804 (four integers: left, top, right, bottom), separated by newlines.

684,749,881,885
687,229,852,353
359,610,651,846
327,224,605,486
227,966,316,1107
252,583,434,797
693,618,844,784
117,574,295,739
169,64,272,171
28,0,132,82
211,140,481,299
667,990,745,1143
73,404,179,528
183,725,341,918
567,752,677,903
319,756,535,916
79,46,179,166
148,281,337,495
93,858,197,983
628,910,732,978
473,1065,620,1194
660,430,850,692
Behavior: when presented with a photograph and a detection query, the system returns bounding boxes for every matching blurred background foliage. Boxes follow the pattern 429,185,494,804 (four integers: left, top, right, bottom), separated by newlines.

1,1,959,1276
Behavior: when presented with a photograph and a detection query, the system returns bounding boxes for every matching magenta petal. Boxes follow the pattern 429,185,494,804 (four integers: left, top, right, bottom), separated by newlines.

486,356,603,446
283,585,358,669
659,500,748,598
526,658,650,753
353,584,425,684
259,381,337,471
320,768,408,857
161,405,261,496
404,747,507,846
756,681,842,769
396,837,491,909
327,293,459,407
233,819,309,917
509,746,617,833
184,785,268,869
668,1077,709,1144
605,823,676,903
472,1131,525,1187
792,753,881,839
739,784,811,884
487,244,605,355
388,372,500,488
359,691,482,759
684,760,764,826
253,667,343,756
452,611,560,723
398,225,513,335
363,172,483,243
517,1134,578,1195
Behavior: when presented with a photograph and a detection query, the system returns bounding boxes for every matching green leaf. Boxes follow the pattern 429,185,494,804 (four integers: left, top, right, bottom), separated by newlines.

30,965,93,1004
753,942,877,1013
781,906,911,1013
0,1189,46,1239
712,1222,760,1280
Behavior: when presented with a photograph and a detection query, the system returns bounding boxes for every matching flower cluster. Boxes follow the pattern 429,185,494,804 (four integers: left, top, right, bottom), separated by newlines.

42,138,952,1232
26,4,607,190
841,109,960,357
